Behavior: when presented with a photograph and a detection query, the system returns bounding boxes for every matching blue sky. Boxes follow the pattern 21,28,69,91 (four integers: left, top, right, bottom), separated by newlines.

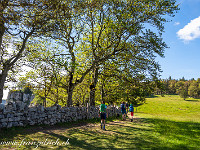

156,0,200,80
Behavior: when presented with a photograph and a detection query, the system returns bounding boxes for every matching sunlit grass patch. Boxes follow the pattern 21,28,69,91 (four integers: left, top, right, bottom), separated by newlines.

137,95,200,122
0,95,200,149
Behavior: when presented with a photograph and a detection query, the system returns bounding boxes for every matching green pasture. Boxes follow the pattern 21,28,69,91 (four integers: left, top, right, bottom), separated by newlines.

137,95,200,122
0,95,199,150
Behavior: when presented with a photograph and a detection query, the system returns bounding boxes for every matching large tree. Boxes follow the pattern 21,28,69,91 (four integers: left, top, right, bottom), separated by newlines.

0,0,63,103
82,0,179,105
188,80,200,98
17,0,179,106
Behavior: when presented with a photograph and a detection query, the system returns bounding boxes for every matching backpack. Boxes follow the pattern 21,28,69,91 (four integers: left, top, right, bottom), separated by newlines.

100,104,106,113
121,103,125,111
129,105,133,112
126,103,129,108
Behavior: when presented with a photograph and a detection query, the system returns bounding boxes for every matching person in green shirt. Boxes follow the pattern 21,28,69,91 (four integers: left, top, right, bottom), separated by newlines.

99,101,107,130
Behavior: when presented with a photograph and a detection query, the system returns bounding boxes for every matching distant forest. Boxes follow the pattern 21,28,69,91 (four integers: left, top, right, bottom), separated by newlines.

155,76,200,99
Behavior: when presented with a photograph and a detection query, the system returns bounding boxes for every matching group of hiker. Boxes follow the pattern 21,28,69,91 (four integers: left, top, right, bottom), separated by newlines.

99,101,134,130
121,101,134,122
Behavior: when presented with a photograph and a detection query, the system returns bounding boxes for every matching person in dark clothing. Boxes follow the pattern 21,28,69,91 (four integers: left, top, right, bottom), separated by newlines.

125,102,129,116
121,102,126,120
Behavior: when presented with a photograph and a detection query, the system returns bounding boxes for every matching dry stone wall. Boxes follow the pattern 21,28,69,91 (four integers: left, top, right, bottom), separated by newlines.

7,90,34,105
0,102,121,129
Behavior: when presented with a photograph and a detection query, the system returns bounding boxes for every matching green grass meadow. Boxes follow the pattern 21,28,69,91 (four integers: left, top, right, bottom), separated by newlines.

0,95,200,150
137,95,200,150
138,95,200,122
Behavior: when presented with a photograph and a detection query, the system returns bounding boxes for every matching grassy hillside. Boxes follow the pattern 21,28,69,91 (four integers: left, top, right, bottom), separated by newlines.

135,95,200,149
137,95,200,122
0,95,199,149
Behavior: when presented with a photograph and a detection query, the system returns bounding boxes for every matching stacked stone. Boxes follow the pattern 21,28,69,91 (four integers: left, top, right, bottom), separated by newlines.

7,91,34,105
107,106,121,117
0,102,26,128
0,102,121,129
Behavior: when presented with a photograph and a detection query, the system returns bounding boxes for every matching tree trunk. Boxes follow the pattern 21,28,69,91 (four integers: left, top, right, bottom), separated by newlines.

0,66,9,103
89,88,95,106
0,28,34,103
55,88,59,104
89,67,99,106
0,8,6,103
101,81,105,101
67,86,74,106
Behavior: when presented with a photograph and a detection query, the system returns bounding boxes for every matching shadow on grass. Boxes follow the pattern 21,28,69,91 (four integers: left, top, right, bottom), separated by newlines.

42,130,101,150
146,118,200,149
0,117,200,149
0,116,118,140
146,95,159,98
184,99,199,102
108,118,200,149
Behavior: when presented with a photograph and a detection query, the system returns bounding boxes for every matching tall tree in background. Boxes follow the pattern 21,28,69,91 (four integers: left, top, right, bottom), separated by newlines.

188,80,200,98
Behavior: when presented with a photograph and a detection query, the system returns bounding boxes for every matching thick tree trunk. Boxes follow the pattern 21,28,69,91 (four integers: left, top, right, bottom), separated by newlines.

66,60,75,106
55,88,59,104
0,88,3,103
0,7,6,103
66,36,76,106
0,29,33,103
89,67,99,106
0,66,9,103
101,83,105,101
89,88,96,106
67,85,74,106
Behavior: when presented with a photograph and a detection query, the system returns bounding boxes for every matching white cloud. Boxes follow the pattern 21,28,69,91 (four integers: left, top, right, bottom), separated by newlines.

177,16,200,42
174,22,180,26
